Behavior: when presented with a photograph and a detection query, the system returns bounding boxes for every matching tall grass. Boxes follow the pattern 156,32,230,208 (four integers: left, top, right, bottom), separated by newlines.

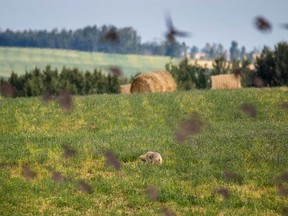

0,88,288,215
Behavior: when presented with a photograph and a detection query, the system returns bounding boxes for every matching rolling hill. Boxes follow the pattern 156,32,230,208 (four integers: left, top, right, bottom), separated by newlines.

0,88,288,214
0,47,175,78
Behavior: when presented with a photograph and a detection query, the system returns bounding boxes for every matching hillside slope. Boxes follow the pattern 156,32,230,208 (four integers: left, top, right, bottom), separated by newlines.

0,47,173,78
0,88,288,215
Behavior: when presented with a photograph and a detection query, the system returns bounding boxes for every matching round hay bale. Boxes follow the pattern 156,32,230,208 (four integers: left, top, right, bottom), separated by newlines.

120,84,131,94
130,71,176,93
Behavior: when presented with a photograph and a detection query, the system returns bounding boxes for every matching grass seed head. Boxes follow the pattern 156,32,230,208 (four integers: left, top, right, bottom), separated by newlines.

282,206,288,215
62,144,77,158
52,171,65,183
104,150,121,171
160,207,175,216
280,102,288,112
21,164,37,180
0,83,17,98
281,172,288,182
79,180,94,194
224,169,243,183
0,162,6,168
216,187,230,200
41,90,53,104
278,183,288,197
240,103,257,118
175,112,203,142
145,186,159,201
57,89,73,112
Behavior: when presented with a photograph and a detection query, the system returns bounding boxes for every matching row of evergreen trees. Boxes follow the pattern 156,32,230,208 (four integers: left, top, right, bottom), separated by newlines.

0,66,120,97
0,26,184,57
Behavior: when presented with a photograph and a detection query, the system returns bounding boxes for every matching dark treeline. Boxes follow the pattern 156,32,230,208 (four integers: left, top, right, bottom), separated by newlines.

0,25,184,57
0,66,120,97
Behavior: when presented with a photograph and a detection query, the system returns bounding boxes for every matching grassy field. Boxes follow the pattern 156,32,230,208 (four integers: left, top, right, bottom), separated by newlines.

1,88,288,215
0,47,174,78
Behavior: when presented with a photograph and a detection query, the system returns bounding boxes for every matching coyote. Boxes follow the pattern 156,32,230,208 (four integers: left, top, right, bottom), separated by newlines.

139,151,163,164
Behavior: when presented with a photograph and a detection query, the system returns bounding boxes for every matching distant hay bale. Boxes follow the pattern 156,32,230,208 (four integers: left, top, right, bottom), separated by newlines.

120,84,131,94
130,71,176,93
211,74,241,90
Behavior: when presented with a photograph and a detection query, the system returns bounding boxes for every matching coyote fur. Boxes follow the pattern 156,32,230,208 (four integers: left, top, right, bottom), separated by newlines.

139,151,163,164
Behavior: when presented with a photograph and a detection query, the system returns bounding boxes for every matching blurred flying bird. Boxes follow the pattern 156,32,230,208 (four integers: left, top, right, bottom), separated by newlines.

107,66,123,77
165,13,190,42
279,23,288,30
104,29,119,43
255,16,272,32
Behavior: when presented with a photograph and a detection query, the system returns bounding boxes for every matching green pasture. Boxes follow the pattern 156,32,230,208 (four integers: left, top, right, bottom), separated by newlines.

0,88,288,215
0,47,173,78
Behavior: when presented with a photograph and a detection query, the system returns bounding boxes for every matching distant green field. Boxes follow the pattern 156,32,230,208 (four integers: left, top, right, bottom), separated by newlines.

0,47,173,78
1,88,288,215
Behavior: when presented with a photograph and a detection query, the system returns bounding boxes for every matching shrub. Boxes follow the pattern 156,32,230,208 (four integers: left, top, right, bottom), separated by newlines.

0,66,120,97
166,57,210,90
255,42,288,87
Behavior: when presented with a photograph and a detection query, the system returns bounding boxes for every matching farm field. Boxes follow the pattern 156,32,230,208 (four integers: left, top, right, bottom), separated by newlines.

1,88,288,215
0,47,174,79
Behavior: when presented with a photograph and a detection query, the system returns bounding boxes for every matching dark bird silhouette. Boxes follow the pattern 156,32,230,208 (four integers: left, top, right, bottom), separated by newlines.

104,29,119,42
279,23,288,30
255,16,272,32
107,66,123,77
165,13,190,42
